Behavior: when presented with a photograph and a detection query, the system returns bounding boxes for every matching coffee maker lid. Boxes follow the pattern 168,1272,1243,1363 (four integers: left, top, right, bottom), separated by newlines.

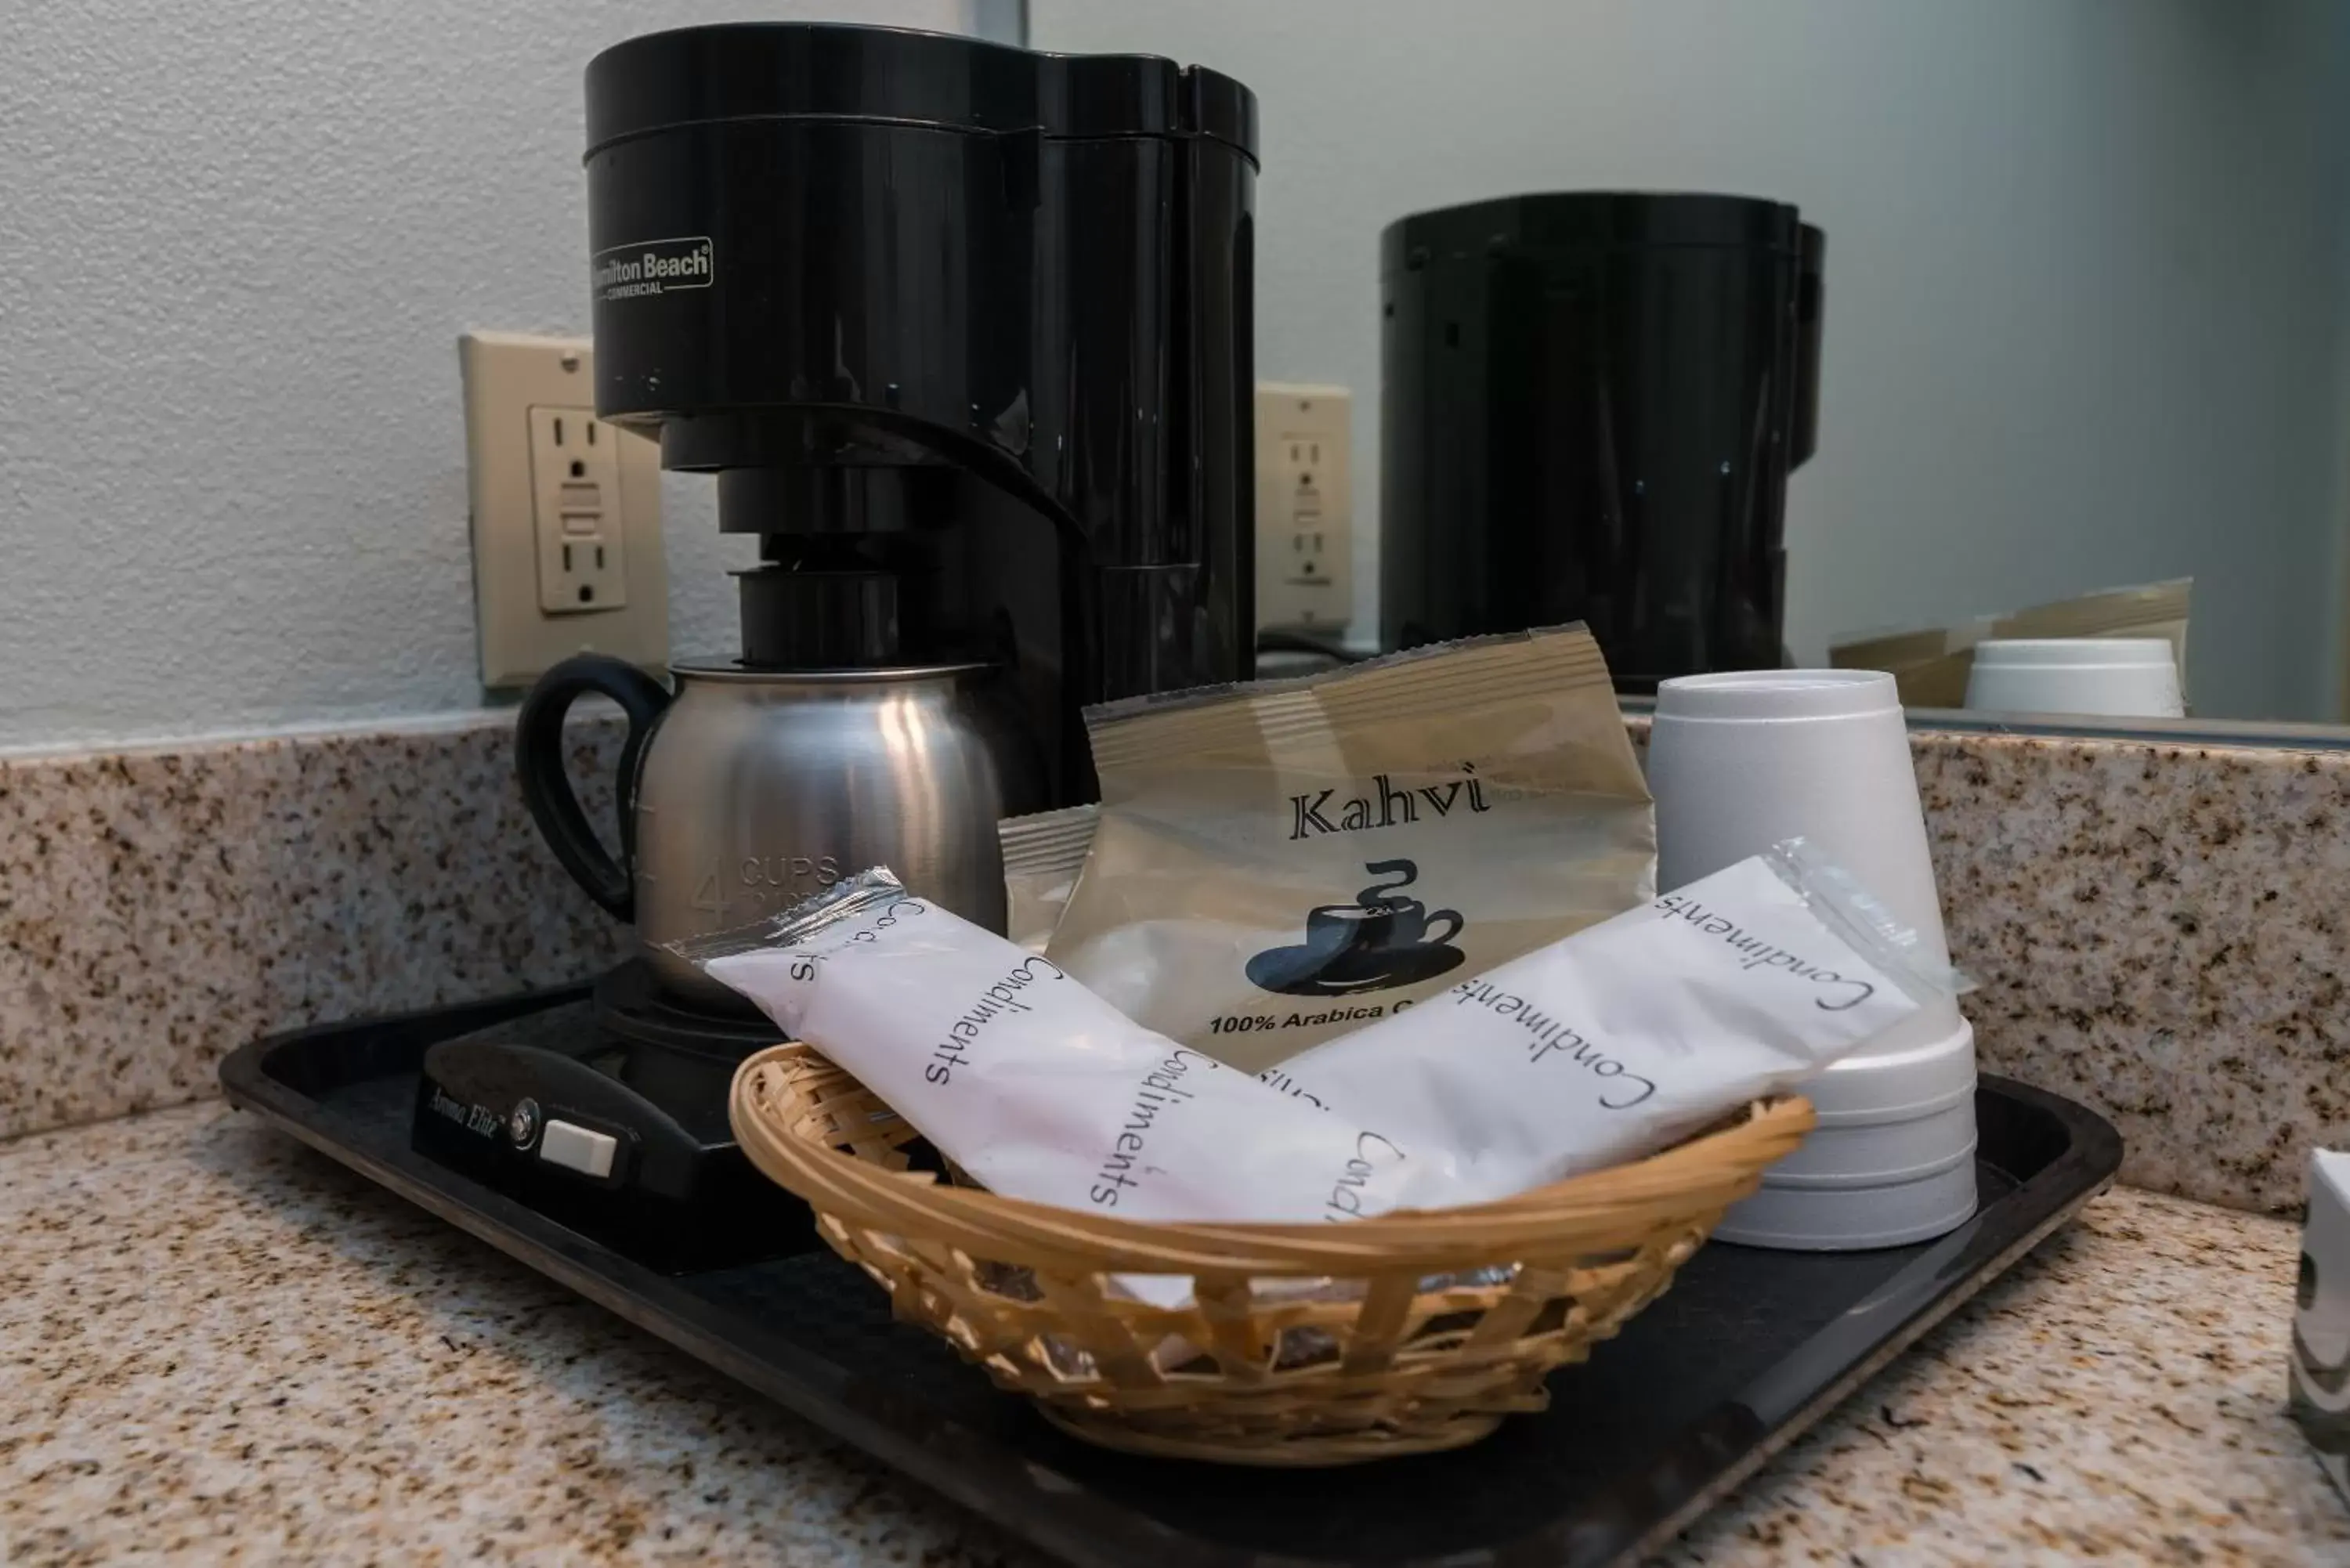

1382,191,1803,272
587,23,1257,165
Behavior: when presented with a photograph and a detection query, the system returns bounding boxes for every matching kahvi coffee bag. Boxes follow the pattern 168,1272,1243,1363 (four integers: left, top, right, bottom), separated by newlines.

1044,625,1656,1071
1261,843,1965,1201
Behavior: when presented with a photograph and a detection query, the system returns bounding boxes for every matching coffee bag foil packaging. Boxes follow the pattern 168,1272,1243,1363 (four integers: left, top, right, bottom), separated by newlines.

1046,626,1656,1071
1000,804,1100,954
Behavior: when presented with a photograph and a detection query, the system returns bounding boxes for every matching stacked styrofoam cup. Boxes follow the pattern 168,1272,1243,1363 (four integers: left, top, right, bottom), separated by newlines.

1647,670,1976,1249
1964,637,2184,718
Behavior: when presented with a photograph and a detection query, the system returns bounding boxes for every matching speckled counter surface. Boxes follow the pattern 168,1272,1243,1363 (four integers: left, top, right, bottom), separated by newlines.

14,718,2350,1219
5,1104,2343,1567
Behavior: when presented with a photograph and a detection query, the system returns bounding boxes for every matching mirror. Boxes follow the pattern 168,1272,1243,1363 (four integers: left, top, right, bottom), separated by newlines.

1033,2,2350,728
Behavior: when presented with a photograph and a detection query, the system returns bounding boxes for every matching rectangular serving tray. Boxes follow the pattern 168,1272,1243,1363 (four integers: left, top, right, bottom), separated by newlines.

220,989,2120,1567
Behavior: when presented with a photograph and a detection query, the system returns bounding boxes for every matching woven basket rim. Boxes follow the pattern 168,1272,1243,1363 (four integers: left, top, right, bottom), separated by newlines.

728,1043,1816,1277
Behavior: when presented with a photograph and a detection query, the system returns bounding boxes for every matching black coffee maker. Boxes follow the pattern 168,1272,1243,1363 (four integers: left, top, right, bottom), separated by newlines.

418,24,1260,1269
586,21,1259,798
1379,192,1823,691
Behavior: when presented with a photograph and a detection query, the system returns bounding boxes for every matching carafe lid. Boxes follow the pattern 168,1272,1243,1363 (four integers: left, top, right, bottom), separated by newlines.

1383,191,1803,273
671,660,994,685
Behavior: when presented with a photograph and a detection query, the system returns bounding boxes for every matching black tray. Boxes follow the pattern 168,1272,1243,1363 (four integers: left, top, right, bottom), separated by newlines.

220,992,2121,1568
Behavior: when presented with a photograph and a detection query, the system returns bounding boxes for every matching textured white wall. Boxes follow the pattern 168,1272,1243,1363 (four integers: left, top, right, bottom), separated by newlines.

10,3,2348,743
0,0,1003,750
1038,1,2350,721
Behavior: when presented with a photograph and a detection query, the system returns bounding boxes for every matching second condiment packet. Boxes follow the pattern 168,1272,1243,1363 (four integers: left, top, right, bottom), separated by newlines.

1260,843,1969,1201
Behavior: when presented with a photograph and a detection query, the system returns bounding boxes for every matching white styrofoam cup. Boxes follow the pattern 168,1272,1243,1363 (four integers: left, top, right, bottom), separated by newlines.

1754,1018,1976,1183
1649,670,1947,961
1708,1156,1979,1251
1711,1013,1980,1249
1650,669,1977,1249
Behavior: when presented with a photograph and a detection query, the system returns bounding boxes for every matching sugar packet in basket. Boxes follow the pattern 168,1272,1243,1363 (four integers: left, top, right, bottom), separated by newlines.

1045,625,1656,1071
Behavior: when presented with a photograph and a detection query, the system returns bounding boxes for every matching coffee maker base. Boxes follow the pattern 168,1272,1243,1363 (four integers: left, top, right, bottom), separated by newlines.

591,959,787,1056
405,963,804,1274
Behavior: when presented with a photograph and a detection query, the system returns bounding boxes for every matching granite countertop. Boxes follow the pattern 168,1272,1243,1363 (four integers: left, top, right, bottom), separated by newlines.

4,1104,2345,1566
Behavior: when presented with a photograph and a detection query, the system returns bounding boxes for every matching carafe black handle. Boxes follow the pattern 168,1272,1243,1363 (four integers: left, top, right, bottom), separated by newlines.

515,653,672,922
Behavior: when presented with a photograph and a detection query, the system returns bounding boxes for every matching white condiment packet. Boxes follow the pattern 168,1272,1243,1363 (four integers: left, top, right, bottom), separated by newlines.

1260,845,1966,1201
676,869,1474,1306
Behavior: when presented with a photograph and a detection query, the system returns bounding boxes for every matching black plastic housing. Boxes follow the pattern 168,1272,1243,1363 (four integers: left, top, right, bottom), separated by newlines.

582,24,1258,800
1380,192,1823,691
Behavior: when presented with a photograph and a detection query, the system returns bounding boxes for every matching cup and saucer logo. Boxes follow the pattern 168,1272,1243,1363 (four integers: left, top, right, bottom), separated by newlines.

1245,859,1466,997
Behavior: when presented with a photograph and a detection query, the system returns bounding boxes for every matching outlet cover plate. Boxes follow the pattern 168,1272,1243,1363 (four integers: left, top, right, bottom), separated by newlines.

1254,383,1354,634
526,405,627,615
460,331,667,688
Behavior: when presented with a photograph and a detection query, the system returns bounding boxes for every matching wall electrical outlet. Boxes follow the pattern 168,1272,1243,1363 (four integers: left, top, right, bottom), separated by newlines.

1254,383,1354,635
528,406,627,614
460,331,667,687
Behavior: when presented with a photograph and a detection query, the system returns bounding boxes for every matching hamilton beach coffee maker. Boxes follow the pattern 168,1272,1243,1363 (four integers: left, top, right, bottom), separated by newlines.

423,24,1259,1265
522,22,1256,983
591,22,1256,731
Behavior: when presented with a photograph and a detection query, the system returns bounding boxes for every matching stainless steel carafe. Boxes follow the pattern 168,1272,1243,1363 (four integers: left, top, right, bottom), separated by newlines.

516,654,1044,1006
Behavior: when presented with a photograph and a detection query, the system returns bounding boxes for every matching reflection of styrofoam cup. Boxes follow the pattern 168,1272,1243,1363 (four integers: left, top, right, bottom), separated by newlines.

1963,638,2183,718
1650,669,1976,1248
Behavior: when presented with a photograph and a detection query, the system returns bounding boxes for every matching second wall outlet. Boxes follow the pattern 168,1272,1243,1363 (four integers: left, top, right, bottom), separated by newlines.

460,331,667,688
1254,383,1353,635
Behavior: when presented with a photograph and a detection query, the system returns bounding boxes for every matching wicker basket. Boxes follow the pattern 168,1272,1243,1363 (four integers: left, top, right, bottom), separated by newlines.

728,1042,1813,1466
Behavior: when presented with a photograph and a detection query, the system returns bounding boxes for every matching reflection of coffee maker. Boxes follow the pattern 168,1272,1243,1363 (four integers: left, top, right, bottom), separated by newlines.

1379,192,1824,690
421,24,1260,1266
